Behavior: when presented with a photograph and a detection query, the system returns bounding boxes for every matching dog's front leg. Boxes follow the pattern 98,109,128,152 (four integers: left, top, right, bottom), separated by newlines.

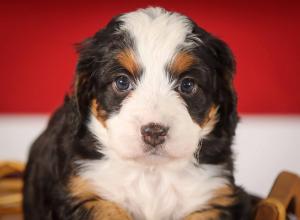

183,186,252,220
184,185,238,220
68,176,132,220
184,209,223,220
82,199,132,220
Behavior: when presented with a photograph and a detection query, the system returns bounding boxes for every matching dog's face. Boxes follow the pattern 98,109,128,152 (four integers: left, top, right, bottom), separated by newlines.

76,8,237,165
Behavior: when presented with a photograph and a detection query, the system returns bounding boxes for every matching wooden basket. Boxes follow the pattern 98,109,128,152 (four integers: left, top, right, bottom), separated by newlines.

254,171,300,220
0,161,24,220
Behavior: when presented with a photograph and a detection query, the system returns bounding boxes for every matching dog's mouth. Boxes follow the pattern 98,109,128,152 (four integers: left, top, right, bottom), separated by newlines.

144,144,164,154
131,145,175,165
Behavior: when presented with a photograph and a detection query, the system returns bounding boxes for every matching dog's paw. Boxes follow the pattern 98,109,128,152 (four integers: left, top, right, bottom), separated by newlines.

184,210,220,220
89,199,132,220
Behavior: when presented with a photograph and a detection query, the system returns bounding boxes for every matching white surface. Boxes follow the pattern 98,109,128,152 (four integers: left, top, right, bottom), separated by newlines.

234,116,300,196
0,115,48,161
0,114,299,197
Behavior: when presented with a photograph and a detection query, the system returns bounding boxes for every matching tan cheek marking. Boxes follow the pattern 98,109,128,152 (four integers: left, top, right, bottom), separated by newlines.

68,176,132,220
170,52,197,76
91,99,107,127
116,49,140,76
200,104,219,128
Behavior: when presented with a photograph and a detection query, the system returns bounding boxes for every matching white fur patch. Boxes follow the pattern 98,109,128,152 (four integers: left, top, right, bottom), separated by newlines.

80,159,228,220
119,7,195,71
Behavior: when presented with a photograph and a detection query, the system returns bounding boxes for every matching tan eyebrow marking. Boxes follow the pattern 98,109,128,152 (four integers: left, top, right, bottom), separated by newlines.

116,49,140,76
170,52,197,76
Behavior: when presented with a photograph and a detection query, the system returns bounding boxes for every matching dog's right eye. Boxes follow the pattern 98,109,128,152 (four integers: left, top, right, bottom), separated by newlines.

113,75,133,93
178,77,198,96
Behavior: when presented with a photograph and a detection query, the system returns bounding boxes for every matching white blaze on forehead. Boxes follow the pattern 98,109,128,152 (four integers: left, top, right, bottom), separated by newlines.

119,7,194,74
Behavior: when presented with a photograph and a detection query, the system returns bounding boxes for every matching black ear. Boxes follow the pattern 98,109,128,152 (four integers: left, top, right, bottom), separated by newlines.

192,25,238,136
73,38,97,119
73,18,124,118
192,28,239,165
207,37,236,80
204,35,238,138
191,24,236,85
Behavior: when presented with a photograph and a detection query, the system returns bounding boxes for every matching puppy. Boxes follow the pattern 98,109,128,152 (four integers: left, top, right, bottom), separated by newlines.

23,7,251,220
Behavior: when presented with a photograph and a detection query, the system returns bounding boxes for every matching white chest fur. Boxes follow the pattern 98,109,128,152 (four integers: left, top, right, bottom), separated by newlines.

80,159,228,220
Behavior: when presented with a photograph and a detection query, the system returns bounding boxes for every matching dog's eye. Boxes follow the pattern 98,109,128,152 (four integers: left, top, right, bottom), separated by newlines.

178,78,198,95
113,75,132,92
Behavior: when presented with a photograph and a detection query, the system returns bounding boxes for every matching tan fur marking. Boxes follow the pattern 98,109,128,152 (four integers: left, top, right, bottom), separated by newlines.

69,176,132,220
200,104,218,128
184,185,235,220
184,209,221,220
91,99,107,127
69,176,95,199
209,185,236,207
170,52,197,75
116,49,139,76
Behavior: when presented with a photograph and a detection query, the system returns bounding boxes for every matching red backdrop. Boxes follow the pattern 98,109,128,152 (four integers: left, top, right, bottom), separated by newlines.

1,1,300,114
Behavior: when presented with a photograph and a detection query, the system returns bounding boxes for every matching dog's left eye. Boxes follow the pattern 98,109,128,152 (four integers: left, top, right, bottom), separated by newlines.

113,75,133,92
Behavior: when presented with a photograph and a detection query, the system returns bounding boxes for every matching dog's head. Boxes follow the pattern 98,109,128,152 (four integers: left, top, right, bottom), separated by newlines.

75,7,237,166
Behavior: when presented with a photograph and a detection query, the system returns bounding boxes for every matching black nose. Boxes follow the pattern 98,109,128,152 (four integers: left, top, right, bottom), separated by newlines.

141,123,169,147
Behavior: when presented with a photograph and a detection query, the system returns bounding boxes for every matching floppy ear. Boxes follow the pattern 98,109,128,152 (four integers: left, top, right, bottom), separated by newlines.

192,24,238,135
73,38,96,119
192,30,238,165
206,36,238,137
211,39,238,136
208,37,236,80
204,35,238,138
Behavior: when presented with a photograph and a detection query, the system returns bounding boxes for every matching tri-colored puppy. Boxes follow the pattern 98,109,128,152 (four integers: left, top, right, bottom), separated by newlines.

23,7,250,220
